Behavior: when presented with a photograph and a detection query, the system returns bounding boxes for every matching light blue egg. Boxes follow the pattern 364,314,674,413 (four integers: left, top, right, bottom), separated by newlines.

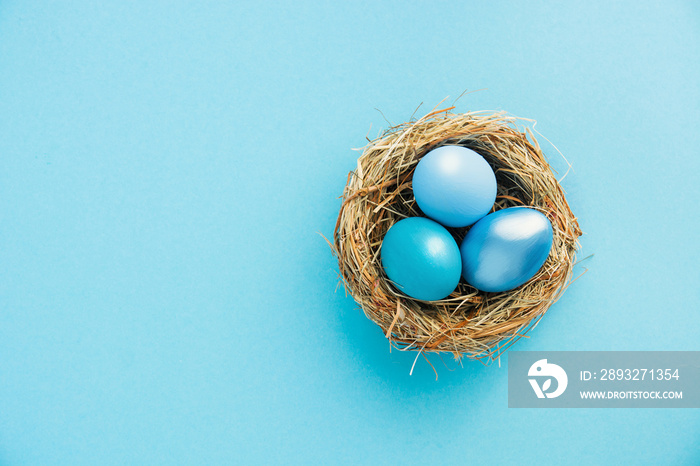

413,145,497,228
381,217,462,301
460,207,553,293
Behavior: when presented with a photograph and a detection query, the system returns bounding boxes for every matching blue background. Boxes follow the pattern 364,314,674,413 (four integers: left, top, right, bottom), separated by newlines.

1,1,698,464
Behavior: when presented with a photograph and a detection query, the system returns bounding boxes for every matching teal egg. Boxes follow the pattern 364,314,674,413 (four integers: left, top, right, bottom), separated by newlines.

381,217,461,301
460,207,553,292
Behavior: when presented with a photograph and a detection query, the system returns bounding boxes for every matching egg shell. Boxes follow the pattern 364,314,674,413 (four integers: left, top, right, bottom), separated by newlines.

413,145,497,228
381,217,461,301
460,207,553,293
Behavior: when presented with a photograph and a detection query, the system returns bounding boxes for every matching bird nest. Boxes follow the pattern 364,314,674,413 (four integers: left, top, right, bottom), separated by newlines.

331,106,582,365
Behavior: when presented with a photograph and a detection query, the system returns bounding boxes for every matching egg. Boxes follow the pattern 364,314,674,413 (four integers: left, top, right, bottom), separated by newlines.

460,207,553,292
413,145,497,228
381,217,462,301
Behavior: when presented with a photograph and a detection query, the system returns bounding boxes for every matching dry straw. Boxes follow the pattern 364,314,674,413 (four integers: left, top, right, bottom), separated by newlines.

331,105,582,366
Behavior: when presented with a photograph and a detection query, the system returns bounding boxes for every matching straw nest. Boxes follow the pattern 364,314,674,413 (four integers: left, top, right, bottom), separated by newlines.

331,106,582,364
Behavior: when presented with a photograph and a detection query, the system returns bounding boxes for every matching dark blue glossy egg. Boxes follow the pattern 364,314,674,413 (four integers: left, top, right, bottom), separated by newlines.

460,207,553,292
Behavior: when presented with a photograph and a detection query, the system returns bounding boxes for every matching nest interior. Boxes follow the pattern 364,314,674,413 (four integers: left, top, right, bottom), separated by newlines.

332,107,582,363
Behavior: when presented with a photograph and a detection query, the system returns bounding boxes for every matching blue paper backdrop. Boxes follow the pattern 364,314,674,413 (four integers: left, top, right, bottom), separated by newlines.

1,1,698,464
